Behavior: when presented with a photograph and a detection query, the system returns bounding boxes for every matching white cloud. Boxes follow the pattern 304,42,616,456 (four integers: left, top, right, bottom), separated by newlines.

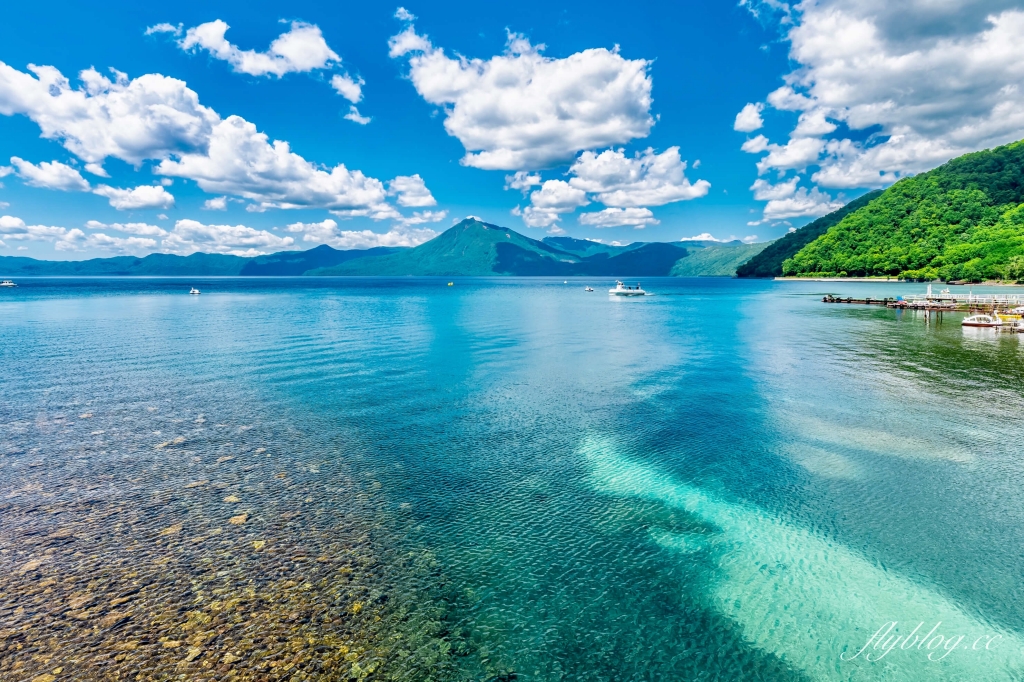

750,177,798,201
0,63,219,165
93,184,175,210
156,115,388,211
57,229,157,254
746,3,1024,188
179,20,340,78
145,23,182,36
741,135,770,153
734,102,765,132
568,147,710,207
761,187,843,221
85,220,168,237
396,209,447,227
389,25,653,170
84,162,109,177
387,174,437,207
163,219,294,256
0,202,8,209
505,171,542,193
741,235,759,244
0,166,11,178
513,179,590,228
395,7,416,21
331,74,364,103
9,157,90,192
343,106,371,125
578,207,659,228
284,218,436,249
680,233,722,242
0,215,68,243
203,196,228,210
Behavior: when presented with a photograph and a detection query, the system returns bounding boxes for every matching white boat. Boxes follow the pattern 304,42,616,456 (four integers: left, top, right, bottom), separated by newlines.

0,280,16,287
585,286,594,292
189,287,201,295
609,281,647,296
961,313,1001,328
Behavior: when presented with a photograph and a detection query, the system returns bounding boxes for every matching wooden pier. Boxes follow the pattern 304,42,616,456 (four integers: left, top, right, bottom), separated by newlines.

823,291,1024,313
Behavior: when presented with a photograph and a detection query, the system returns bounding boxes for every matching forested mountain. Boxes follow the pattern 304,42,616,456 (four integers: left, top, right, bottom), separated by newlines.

782,140,1024,281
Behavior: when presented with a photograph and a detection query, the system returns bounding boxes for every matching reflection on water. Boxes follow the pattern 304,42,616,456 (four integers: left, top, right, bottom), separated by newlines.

2,277,1024,681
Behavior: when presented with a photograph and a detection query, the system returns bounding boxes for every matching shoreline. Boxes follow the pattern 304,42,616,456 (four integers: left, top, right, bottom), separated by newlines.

774,277,1024,286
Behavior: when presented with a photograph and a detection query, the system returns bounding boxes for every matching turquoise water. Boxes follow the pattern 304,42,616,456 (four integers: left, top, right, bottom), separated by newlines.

2,277,1024,681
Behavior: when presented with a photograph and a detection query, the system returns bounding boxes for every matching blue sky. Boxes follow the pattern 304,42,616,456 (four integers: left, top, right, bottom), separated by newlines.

2,0,1023,259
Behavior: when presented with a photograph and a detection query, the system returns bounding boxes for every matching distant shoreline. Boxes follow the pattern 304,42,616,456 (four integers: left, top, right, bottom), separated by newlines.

774,277,1024,286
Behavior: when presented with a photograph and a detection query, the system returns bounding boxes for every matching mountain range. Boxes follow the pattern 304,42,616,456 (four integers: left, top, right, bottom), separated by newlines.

0,219,770,278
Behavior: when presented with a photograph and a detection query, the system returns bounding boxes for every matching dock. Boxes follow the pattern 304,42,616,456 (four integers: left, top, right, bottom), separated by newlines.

823,290,1024,313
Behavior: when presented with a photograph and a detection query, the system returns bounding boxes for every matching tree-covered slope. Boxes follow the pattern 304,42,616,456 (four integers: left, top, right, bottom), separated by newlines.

672,240,773,277
736,190,882,277
783,140,1024,280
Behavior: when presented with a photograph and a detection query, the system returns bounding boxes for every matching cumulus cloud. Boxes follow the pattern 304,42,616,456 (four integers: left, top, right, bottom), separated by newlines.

505,171,542,193
680,233,722,242
578,207,659,228
203,196,228,210
388,174,436,207
330,74,364,103
760,187,843,221
568,147,710,207
162,219,294,256
9,157,90,192
284,218,437,249
512,180,590,228
85,220,168,237
0,63,219,165
395,7,416,21
396,210,447,226
744,2,1024,189
0,215,67,242
145,23,182,36
0,61,407,218
389,24,654,170
84,162,109,177
179,20,340,78
750,177,798,201
57,229,157,254
734,102,764,132
156,115,389,211
93,184,175,210
343,106,371,125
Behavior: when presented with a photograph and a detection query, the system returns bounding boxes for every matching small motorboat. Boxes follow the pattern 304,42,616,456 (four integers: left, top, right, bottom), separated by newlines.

0,280,16,287
609,281,647,296
585,286,594,292
961,313,1001,328
189,287,201,295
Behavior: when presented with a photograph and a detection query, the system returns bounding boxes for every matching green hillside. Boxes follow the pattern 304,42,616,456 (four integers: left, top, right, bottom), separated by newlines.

736,190,882,278
671,241,773,277
783,140,1024,281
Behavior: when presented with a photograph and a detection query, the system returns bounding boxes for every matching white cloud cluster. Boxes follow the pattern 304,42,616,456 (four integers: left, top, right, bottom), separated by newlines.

155,115,391,212
740,1,1024,219
93,184,175,210
284,218,438,248
389,24,654,170
514,147,709,229
387,174,437,207
568,147,710,207
178,20,340,78
578,207,659,228
505,171,541,193
162,219,294,256
0,215,67,242
0,61,416,216
85,220,168,237
8,157,89,191
734,103,764,132
56,229,158,254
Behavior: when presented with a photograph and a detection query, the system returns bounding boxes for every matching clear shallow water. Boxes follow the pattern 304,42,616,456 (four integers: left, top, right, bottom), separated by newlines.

2,277,1024,681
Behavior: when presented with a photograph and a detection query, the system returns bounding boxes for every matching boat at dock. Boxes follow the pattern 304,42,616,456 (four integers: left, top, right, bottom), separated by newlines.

961,313,1002,328
609,281,646,296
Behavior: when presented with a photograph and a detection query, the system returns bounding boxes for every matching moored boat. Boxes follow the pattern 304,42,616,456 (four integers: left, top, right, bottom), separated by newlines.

961,313,1001,328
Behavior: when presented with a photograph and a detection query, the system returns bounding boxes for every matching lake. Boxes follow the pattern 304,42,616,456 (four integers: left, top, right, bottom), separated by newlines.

2,277,1023,681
